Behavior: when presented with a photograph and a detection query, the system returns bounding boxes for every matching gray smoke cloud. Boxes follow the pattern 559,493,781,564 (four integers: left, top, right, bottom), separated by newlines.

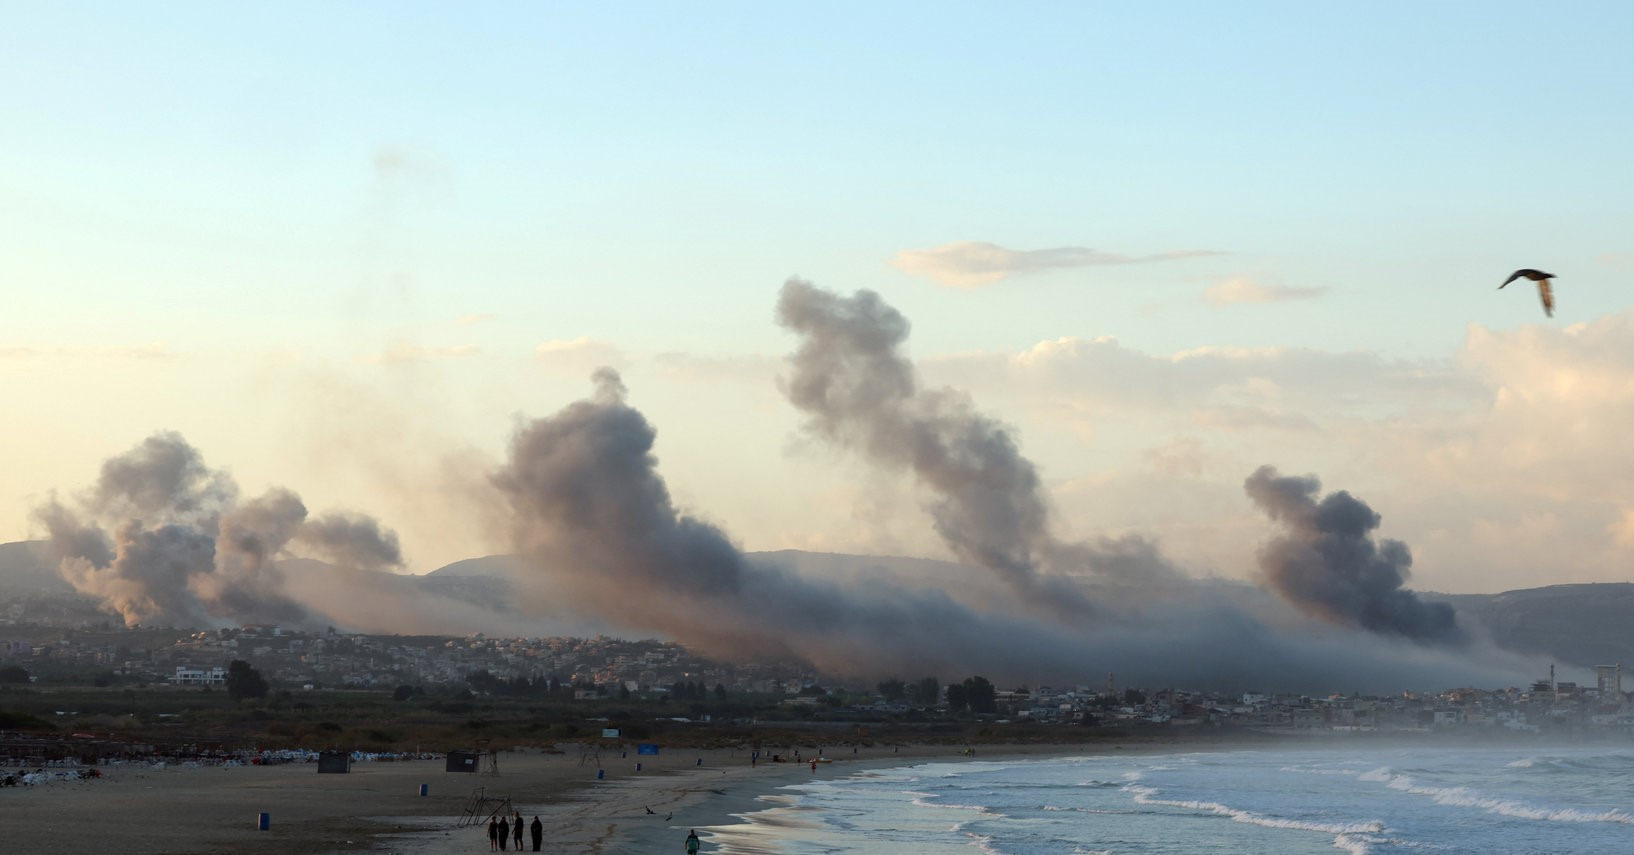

493,369,1123,678
296,512,404,573
87,432,236,527
34,432,405,628
773,278,1179,622
1244,465,1464,644
489,367,1531,691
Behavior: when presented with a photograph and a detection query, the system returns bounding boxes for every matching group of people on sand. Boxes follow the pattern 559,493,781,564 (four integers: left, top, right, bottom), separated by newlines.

486,812,543,851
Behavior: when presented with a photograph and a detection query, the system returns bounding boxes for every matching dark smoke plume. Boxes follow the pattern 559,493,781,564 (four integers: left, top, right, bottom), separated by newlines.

774,278,1177,621
493,369,1121,678
1244,465,1464,644
33,433,405,628
296,512,404,573
87,432,236,527
485,368,1528,690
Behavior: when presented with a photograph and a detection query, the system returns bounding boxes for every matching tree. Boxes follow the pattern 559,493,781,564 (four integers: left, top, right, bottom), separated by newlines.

963,676,997,715
0,665,29,684
911,677,940,706
392,684,418,702
714,683,727,701
945,682,968,713
225,660,269,701
876,678,906,702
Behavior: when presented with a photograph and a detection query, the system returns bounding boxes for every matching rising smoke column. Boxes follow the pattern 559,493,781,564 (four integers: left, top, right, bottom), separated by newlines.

486,369,1531,687
1244,465,1464,644
490,368,1116,679
34,432,404,628
774,278,1177,621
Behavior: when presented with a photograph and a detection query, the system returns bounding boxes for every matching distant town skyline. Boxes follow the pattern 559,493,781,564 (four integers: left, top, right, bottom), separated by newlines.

5,3,1634,598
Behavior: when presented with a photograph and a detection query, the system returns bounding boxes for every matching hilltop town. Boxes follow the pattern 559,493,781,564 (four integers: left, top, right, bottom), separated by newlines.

3,621,1630,741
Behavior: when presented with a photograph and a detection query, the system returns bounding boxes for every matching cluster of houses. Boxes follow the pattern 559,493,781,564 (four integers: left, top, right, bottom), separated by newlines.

962,668,1631,734
4,624,1630,734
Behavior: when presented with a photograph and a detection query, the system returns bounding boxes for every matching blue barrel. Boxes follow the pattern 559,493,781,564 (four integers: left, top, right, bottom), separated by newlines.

418,784,428,797
596,768,605,780
636,762,643,772
696,757,702,766
256,812,270,831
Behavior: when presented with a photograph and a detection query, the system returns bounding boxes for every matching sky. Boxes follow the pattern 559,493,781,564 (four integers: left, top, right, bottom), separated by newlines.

5,1,1634,600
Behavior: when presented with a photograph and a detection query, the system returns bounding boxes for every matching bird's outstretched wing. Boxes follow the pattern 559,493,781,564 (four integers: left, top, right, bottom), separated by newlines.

1538,280,1554,317
1499,270,1525,289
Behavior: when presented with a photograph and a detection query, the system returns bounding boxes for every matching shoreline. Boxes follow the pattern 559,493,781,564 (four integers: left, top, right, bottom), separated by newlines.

4,729,1572,854
365,739,1227,854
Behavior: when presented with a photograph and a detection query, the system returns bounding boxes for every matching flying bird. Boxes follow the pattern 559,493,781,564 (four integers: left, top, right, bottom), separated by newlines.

1499,269,1556,317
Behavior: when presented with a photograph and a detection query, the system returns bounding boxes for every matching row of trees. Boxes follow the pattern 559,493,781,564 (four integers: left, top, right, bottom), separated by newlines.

875,675,999,714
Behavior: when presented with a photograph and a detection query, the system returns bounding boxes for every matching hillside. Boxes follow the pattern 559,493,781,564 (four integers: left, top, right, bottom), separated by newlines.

3,542,1631,668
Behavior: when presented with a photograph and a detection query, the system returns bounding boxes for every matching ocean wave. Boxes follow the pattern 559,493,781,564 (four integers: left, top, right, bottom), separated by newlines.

1359,767,1634,825
1126,784,1386,836
1281,764,1363,776
908,791,1004,817
1074,779,1124,789
1041,805,1142,815
965,831,1014,855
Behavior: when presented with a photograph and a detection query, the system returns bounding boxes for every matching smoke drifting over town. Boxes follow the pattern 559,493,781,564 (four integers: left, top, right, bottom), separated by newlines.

483,367,1528,690
1244,465,1464,644
15,284,1542,691
488,368,1096,678
472,281,1533,689
34,432,404,629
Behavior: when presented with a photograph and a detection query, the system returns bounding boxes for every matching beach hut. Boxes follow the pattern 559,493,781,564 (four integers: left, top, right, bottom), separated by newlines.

446,749,479,773
317,750,351,773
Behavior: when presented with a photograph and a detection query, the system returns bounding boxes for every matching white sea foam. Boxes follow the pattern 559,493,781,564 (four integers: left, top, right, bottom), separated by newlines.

1126,783,1387,835
1360,766,1634,825
710,747,1631,854
965,831,1013,855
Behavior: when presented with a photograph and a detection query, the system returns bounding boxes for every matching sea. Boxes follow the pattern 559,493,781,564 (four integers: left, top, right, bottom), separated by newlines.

703,744,1634,854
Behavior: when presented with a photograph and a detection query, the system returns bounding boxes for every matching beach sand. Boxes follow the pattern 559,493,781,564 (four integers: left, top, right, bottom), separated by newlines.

0,741,1161,854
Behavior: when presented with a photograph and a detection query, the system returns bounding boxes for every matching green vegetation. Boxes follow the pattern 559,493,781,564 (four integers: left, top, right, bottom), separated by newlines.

0,674,1142,755
224,660,269,701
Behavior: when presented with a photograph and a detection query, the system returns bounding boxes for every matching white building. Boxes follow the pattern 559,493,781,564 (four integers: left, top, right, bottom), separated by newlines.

170,665,227,685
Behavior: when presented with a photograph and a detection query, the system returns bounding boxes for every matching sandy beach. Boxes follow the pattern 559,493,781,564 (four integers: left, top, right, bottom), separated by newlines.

0,741,1150,854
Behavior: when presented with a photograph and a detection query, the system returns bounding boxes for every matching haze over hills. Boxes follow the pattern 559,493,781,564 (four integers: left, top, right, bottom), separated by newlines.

1,539,1628,677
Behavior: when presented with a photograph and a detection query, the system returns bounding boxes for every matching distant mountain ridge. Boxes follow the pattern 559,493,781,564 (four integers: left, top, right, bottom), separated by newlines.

2,541,1630,668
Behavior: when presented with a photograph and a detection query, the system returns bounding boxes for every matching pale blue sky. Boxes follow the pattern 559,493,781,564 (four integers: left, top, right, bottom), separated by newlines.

4,2,1632,591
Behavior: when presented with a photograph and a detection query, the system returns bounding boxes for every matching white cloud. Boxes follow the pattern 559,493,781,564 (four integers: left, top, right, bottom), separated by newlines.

534,337,626,373
363,343,481,365
890,241,1222,288
1204,275,1328,306
910,313,1634,592
652,352,778,384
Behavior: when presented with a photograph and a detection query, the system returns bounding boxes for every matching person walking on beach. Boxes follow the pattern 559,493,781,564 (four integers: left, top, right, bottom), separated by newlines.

530,815,543,851
513,812,524,850
685,829,701,854
487,817,499,851
497,815,509,850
